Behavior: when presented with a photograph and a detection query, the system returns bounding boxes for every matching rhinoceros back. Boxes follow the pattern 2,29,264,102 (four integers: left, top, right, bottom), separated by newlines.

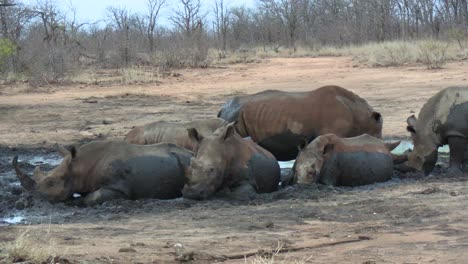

218,97,242,122
319,151,393,186
109,154,186,199
433,87,468,140
247,153,280,193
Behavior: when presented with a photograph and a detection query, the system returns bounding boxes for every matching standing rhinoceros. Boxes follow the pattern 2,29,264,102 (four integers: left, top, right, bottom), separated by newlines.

13,141,192,205
182,123,280,200
217,90,285,122
404,86,468,176
292,134,405,186
234,85,383,161
124,118,227,151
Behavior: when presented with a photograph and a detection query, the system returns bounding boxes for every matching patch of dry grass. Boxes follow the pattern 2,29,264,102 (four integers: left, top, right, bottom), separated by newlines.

210,39,468,69
245,242,312,264
0,228,58,263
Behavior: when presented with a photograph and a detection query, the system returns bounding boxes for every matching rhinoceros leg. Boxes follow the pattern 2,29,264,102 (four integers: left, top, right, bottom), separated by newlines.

447,136,467,177
83,188,126,206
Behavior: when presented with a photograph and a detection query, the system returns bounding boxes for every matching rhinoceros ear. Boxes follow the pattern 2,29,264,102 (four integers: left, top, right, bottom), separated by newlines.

406,115,418,133
56,143,70,157
371,112,382,123
187,128,203,143
222,124,236,141
323,143,334,155
297,138,308,151
70,146,77,159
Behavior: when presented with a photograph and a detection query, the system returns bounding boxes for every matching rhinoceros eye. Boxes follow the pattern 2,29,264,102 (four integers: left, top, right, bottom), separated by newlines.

46,180,55,187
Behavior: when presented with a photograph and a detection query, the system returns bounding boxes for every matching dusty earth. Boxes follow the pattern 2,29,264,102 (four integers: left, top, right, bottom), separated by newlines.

0,57,468,263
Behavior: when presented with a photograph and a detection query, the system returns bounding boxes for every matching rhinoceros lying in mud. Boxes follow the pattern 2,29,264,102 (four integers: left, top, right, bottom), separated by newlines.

125,118,227,151
182,123,281,200
403,86,468,176
292,134,406,186
13,141,192,205
217,89,285,122
233,85,383,161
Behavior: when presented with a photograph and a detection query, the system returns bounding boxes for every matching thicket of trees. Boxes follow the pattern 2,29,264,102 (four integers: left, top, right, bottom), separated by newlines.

0,0,467,84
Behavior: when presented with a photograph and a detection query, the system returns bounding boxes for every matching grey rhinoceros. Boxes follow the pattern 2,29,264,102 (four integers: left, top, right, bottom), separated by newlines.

13,141,192,205
404,86,468,176
292,133,405,186
125,118,227,151
233,85,383,161
182,123,281,200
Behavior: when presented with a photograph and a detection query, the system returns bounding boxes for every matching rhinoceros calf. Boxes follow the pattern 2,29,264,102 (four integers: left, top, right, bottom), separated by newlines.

293,134,404,186
404,86,468,176
234,85,383,161
217,90,286,122
182,123,281,200
125,118,227,151
13,141,192,206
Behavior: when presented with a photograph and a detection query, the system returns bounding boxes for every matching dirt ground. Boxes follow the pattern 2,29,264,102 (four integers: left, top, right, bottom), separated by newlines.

1,57,468,263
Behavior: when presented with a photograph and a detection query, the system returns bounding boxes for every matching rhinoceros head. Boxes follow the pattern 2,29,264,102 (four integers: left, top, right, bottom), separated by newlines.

406,115,438,174
13,144,76,203
293,134,335,184
182,123,236,200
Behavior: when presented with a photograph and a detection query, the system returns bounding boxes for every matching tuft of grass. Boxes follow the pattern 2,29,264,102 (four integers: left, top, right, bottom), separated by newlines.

245,242,312,264
120,67,161,84
0,229,57,263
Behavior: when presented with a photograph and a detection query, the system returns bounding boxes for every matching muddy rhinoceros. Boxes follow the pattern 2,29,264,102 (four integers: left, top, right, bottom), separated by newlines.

182,123,281,200
124,118,227,151
13,141,192,205
292,134,405,186
217,90,285,122
403,86,468,176
234,85,383,161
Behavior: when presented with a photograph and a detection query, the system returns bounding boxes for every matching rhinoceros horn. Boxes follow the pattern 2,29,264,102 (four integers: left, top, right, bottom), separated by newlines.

12,156,36,191
385,141,401,151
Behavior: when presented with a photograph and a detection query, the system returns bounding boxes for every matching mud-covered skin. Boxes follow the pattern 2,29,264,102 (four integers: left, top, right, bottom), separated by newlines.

217,90,284,122
234,85,383,161
405,86,468,175
182,124,280,200
124,118,227,151
319,152,393,186
13,141,192,206
293,134,402,186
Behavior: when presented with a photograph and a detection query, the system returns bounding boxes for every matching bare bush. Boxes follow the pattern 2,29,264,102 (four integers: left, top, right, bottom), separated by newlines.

417,40,449,69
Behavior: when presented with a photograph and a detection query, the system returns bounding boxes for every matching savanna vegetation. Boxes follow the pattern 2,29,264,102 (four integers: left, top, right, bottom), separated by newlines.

0,0,468,85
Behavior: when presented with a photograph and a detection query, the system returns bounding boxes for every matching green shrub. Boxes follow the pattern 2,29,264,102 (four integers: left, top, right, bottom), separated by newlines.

0,38,15,69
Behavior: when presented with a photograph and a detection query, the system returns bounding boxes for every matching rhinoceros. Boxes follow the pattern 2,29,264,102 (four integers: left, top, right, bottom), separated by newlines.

182,123,281,200
404,86,468,176
217,90,285,122
292,134,405,186
13,141,192,205
125,118,227,151
234,85,383,161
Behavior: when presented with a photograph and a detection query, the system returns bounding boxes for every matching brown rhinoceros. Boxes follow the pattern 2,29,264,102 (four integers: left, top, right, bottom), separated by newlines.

404,86,468,176
13,141,192,205
292,134,405,186
217,90,285,122
182,123,280,200
125,118,227,151
234,85,383,161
